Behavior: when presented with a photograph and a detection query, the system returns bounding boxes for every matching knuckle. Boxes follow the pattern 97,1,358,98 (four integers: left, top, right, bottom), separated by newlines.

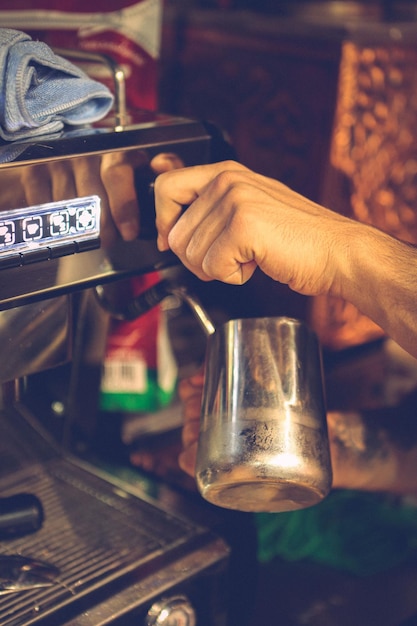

221,159,245,171
212,171,250,205
154,170,172,195
212,169,239,192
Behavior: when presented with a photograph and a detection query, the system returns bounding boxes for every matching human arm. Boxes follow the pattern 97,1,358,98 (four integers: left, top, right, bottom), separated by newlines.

154,160,417,359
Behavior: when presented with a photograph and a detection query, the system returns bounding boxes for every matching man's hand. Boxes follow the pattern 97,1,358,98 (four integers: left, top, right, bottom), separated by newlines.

154,160,351,295
154,160,417,359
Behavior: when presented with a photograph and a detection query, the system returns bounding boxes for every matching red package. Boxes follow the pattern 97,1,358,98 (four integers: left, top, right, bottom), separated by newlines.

0,0,162,111
100,272,178,413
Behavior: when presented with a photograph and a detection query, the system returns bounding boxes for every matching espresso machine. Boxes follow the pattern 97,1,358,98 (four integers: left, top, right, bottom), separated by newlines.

0,82,257,624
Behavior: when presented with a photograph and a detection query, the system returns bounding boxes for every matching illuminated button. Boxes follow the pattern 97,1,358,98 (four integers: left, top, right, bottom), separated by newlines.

0,195,101,269
76,206,96,231
50,210,70,236
22,216,43,242
0,220,15,247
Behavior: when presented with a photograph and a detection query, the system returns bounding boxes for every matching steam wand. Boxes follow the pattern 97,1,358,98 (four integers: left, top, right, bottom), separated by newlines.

95,277,216,337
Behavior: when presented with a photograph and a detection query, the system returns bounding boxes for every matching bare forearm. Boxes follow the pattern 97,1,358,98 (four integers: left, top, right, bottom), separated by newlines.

337,222,417,358
154,161,417,358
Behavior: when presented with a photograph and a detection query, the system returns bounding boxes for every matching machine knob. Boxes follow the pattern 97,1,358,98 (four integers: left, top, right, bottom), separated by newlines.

145,595,197,626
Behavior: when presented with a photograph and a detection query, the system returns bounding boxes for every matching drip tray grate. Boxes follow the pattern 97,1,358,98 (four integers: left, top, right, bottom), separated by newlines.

0,457,203,626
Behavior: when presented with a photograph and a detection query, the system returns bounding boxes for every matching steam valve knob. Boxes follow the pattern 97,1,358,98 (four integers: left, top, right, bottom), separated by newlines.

146,595,196,626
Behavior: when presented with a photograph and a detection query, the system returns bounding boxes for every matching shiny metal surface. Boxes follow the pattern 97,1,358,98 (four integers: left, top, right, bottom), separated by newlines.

0,296,71,383
0,555,60,595
95,274,217,335
0,112,213,310
196,316,332,513
0,110,210,166
0,406,230,626
0,112,218,383
146,595,197,626
0,110,234,624
57,540,226,626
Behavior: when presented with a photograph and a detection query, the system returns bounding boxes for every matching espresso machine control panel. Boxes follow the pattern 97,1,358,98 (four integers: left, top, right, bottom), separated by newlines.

0,111,235,312
0,194,101,269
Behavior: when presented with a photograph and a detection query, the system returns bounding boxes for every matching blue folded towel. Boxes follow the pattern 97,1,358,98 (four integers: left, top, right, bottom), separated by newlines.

0,28,114,142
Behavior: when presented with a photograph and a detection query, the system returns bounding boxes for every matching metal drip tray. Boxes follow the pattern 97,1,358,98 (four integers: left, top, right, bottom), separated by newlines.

0,410,230,626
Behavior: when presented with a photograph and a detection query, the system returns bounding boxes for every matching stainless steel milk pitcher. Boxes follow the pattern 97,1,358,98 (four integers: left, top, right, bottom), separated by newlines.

195,316,332,513
104,277,333,513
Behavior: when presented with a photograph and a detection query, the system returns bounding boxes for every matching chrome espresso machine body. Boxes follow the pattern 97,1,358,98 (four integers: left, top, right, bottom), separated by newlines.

0,110,238,626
